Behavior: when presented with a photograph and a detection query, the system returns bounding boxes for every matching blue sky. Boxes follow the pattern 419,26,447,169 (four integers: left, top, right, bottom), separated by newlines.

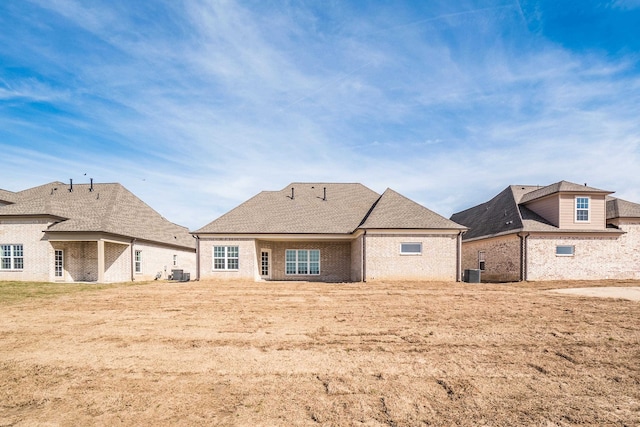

1,0,639,229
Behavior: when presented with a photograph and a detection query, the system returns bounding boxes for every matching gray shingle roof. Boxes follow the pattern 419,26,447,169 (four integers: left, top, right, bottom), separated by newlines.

360,188,466,230
451,182,624,241
607,197,640,219
0,189,16,204
195,183,381,234
0,181,194,249
194,183,464,235
520,180,612,204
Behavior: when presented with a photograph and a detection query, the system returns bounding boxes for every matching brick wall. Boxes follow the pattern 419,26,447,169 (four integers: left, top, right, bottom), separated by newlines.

461,235,521,282
257,240,352,282
527,228,640,280
0,219,52,281
198,238,259,280
364,233,458,281
131,242,197,282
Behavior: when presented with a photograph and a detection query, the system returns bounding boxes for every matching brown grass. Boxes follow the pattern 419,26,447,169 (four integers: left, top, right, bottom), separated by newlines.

1,279,639,426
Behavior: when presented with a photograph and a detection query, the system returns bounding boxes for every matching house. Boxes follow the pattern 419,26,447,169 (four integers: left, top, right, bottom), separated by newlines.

0,180,196,283
450,181,640,281
192,183,467,282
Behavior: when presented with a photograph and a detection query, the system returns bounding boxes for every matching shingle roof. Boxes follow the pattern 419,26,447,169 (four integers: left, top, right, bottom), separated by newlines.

360,188,466,230
194,183,464,235
0,188,17,204
0,181,194,249
194,183,381,234
607,197,640,219
520,180,612,204
451,183,623,241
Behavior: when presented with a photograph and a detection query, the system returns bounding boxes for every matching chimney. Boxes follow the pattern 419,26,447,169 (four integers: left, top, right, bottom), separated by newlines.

68,179,73,192
89,178,94,192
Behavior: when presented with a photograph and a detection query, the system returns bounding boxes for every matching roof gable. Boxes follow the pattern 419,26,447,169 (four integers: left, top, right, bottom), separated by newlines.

360,188,465,230
520,180,612,204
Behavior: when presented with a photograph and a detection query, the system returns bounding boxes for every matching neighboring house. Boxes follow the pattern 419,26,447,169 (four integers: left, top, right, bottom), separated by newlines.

192,183,467,282
0,180,196,283
450,181,640,281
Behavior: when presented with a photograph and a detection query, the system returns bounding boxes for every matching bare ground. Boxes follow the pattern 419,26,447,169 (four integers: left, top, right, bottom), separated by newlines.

1,279,639,426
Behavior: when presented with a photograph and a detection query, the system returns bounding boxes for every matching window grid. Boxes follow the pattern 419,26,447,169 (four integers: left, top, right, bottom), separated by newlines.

135,250,142,273
213,246,239,270
55,250,64,278
576,197,590,222
285,249,320,275
1,244,24,270
478,251,486,271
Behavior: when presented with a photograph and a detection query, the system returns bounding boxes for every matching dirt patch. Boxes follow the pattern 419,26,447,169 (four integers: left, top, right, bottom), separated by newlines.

548,286,640,301
1,279,639,425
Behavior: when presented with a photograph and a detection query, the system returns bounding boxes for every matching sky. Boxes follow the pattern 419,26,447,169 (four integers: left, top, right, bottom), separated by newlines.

1,0,639,230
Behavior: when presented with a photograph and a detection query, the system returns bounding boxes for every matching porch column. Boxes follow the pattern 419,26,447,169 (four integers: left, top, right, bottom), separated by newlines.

97,239,105,283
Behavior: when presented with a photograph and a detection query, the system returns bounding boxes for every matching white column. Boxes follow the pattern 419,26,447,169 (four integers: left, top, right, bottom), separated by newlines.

97,239,105,283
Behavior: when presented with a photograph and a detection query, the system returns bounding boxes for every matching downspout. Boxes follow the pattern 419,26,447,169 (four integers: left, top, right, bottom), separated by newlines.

456,231,464,282
362,230,367,282
519,233,529,281
130,238,136,281
195,235,201,281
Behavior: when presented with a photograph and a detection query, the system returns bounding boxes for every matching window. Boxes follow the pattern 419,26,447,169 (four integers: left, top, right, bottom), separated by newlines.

556,245,575,256
285,249,320,275
400,243,422,255
55,250,64,278
135,250,142,273
1,244,23,270
213,246,239,270
173,254,177,266
478,251,486,271
576,197,590,222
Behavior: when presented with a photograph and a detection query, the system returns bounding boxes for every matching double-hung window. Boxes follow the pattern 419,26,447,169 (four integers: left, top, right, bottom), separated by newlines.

134,250,142,273
1,244,24,270
478,251,486,271
575,197,590,222
285,249,320,275
213,246,239,270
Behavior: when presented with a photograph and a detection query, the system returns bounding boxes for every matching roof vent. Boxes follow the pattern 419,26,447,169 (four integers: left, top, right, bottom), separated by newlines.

68,179,73,192
89,178,94,192
323,187,327,201
289,187,295,200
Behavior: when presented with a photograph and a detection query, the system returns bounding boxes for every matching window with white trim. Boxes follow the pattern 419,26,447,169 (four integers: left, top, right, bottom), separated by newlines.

213,246,239,270
1,244,23,270
575,197,590,222
285,249,320,275
400,243,422,255
556,245,575,256
135,250,142,273
478,251,486,271
173,254,177,266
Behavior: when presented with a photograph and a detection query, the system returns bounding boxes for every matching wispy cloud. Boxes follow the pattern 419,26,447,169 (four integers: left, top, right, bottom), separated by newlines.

1,0,638,228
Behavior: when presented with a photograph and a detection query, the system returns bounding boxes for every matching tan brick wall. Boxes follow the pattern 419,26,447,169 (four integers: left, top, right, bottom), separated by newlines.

0,219,52,281
527,228,640,280
130,242,197,282
198,238,259,280
50,242,99,282
365,233,458,281
257,240,352,282
350,235,364,282
461,235,521,282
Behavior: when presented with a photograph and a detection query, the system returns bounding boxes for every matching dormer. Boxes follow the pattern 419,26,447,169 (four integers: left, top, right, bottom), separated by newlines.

519,181,613,230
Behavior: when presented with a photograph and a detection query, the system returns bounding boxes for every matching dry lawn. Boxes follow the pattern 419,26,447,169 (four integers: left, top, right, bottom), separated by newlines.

1,279,639,426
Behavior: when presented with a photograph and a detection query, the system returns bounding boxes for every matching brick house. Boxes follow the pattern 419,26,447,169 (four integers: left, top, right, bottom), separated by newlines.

192,183,467,282
0,181,196,283
450,181,640,281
